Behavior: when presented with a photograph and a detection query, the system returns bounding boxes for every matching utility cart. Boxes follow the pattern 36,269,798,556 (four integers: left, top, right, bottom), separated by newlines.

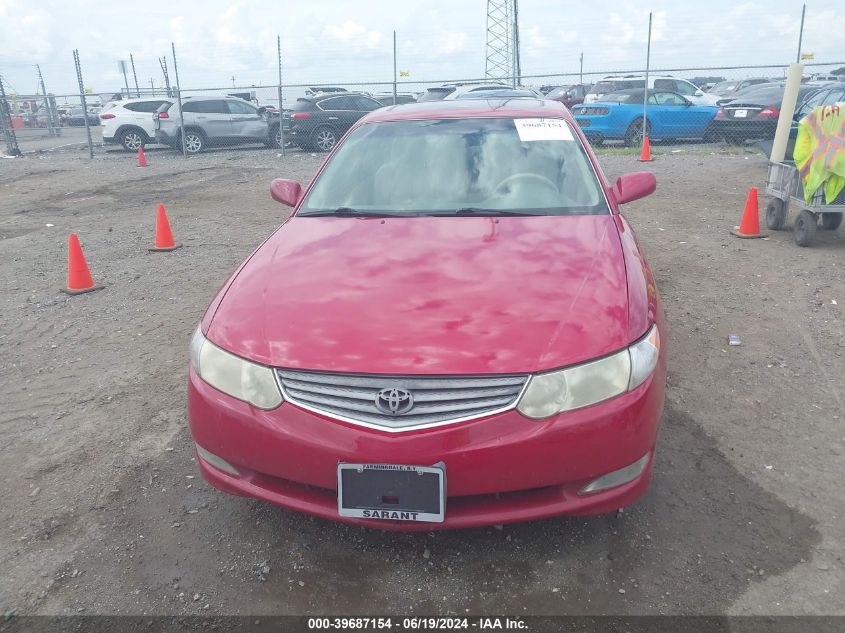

764,160,845,246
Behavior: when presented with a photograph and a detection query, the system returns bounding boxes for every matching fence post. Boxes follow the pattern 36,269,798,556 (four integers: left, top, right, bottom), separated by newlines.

277,35,285,157
37,64,59,137
392,31,398,105
72,50,94,159
642,12,653,146
130,54,141,98
171,42,187,159
160,57,173,98
0,74,21,157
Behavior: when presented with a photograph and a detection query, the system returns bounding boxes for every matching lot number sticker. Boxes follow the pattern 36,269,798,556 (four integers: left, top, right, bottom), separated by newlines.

514,118,574,142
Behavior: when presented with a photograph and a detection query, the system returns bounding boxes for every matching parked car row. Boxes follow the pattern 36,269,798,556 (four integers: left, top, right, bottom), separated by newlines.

94,74,844,154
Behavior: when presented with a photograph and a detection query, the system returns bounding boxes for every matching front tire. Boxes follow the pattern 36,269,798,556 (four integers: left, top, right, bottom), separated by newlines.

118,128,146,152
311,126,337,152
793,209,817,247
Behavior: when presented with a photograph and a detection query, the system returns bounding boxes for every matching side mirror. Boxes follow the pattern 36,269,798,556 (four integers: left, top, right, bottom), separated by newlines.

694,89,704,97
270,178,303,207
613,172,656,205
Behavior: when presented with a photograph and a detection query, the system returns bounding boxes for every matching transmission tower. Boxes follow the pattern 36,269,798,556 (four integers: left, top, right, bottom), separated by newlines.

485,0,521,86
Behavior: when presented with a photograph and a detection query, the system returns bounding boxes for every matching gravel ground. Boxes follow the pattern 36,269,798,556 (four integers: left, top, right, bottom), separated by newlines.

0,144,843,618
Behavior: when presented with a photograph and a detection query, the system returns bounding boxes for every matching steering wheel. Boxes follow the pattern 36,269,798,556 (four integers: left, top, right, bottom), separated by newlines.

493,173,559,197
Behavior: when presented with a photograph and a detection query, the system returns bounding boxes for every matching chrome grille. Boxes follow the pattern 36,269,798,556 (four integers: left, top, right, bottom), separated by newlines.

276,369,529,431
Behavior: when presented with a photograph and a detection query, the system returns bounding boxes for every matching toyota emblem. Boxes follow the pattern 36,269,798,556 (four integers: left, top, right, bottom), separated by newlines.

374,388,415,415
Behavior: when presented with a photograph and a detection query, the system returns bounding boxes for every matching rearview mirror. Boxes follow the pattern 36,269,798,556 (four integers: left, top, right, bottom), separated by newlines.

270,178,303,207
613,172,656,205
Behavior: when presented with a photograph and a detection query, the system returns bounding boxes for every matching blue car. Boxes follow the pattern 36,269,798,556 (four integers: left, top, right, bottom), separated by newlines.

572,89,718,146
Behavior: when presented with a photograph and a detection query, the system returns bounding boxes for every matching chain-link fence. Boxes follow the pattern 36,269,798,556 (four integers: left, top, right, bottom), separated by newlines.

2,44,844,157
4,65,844,158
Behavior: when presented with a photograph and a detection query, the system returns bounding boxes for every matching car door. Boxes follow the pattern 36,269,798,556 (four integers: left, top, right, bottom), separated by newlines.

348,96,382,129
649,91,705,137
194,100,233,141
317,95,356,132
227,100,268,140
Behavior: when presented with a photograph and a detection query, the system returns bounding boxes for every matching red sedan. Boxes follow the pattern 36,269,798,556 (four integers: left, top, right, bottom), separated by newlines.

188,98,666,530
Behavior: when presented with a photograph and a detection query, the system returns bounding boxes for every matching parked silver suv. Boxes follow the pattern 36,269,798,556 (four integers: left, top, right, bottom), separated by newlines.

154,96,283,154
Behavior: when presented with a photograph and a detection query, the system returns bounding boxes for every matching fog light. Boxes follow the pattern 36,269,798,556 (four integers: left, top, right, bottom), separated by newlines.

579,452,651,495
196,444,239,477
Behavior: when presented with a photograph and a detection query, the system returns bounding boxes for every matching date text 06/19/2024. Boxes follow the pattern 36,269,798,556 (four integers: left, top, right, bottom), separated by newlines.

306,617,528,630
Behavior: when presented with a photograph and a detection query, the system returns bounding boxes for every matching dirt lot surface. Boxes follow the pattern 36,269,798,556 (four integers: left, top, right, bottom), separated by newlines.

1,144,843,618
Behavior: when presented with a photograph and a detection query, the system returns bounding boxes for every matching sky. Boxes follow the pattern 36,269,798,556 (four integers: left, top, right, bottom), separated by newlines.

0,0,842,99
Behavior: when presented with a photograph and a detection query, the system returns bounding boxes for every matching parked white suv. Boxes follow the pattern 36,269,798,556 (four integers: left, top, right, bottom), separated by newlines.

100,98,172,151
585,76,719,105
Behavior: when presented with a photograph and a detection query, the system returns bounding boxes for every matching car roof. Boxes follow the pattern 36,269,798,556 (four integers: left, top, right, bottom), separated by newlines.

115,97,173,104
361,98,571,124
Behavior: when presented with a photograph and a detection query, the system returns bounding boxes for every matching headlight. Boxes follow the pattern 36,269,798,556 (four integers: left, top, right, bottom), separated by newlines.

517,325,659,419
190,328,283,410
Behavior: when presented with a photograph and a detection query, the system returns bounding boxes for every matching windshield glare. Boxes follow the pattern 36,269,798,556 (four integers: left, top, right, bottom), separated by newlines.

301,118,608,216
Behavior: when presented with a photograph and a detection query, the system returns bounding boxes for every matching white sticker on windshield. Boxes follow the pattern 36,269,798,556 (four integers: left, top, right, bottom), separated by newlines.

514,118,574,142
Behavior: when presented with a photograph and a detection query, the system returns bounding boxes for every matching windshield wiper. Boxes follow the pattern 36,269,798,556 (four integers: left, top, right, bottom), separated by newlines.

299,207,410,218
449,207,544,216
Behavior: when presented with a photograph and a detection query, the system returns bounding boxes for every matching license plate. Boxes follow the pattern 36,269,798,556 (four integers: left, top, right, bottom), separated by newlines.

337,463,446,523
733,109,748,118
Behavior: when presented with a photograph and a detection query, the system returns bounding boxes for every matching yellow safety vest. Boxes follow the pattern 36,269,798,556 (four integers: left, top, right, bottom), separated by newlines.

794,104,845,204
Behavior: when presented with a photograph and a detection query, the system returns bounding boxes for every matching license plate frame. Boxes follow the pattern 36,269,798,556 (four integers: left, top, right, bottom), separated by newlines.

337,463,446,523
733,109,748,118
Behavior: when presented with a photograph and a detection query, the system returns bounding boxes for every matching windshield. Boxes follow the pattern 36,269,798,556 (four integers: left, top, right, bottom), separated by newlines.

601,91,642,103
300,118,608,217
711,81,739,94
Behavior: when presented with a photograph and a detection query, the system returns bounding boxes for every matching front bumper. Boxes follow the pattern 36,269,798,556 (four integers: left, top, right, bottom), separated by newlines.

187,361,665,530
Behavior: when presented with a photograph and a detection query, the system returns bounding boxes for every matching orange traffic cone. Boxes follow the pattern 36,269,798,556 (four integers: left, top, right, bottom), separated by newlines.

137,146,147,168
149,203,182,252
62,233,103,295
730,187,766,238
638,135,654,162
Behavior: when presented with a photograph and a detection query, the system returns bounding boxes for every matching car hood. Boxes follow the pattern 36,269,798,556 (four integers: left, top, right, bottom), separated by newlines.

207,215,630,375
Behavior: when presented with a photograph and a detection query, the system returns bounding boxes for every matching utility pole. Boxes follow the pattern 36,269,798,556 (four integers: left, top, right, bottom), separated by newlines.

130,54,140,97
231,76,236,88
796,4,806,63
485,0,511,82
150,78,155,96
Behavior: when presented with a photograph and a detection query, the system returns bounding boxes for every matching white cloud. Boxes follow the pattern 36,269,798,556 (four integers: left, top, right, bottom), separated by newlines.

324,21,383,49
0,0,843,95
